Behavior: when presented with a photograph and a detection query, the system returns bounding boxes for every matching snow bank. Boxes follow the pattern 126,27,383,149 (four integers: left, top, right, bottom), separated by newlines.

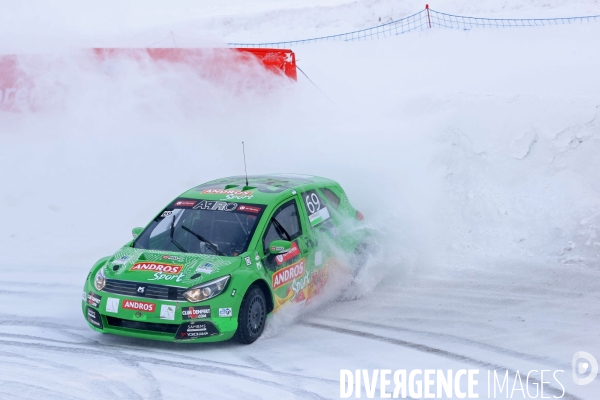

1,0,599,48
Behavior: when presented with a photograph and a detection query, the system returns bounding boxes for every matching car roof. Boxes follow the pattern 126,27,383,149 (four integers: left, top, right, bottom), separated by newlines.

178,174,339,205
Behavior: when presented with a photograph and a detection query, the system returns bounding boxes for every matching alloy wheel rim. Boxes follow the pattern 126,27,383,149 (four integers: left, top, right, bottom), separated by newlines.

247,295,265,335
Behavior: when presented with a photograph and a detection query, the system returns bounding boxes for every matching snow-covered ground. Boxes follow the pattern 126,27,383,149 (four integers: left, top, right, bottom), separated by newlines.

1,1,599,399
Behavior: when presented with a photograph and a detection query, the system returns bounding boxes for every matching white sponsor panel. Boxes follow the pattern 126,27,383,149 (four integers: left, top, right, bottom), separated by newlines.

106,298,120,313
160,305,176,320
219,308,232,317
308,207,330,226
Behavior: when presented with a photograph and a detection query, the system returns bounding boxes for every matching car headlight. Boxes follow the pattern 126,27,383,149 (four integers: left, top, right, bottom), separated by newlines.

183,275,230,303
94,268,106,291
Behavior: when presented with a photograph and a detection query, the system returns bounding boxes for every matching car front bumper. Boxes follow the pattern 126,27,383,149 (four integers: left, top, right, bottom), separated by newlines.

82,286,240,343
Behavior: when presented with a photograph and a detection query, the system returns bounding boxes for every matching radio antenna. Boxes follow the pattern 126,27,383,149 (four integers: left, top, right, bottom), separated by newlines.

242,141,249,187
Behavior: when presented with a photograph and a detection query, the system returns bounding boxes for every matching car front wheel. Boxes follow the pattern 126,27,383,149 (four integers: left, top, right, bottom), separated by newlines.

236,286,267,344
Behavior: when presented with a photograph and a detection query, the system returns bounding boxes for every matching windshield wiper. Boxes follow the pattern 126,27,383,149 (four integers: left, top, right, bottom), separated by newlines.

169,215,188,253
182,225,226,256
272,218,291,241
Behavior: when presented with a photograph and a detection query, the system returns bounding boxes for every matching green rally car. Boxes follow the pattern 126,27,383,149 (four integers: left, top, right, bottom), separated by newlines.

82,174,366,344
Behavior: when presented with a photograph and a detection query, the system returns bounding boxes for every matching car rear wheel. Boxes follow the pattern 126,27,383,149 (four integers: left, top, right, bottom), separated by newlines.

236,286,267,344
352,241,374,277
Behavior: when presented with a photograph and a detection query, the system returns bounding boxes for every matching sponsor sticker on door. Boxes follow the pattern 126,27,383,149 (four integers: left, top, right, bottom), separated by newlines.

272,258,306,289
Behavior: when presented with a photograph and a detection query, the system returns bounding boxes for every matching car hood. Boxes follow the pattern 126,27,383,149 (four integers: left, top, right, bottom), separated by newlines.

102,247,242,288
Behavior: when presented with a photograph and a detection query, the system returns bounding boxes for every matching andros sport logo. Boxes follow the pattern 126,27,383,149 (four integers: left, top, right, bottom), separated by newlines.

272,259,305,289
129,262,183,274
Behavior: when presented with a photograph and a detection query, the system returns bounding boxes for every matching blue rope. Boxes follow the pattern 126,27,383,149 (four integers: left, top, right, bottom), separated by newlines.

430,9,600,30
227,8,600,48
228,9,428,48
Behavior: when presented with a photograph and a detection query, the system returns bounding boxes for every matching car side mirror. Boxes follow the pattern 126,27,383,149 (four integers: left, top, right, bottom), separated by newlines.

132,227,143,239
268,240,292,255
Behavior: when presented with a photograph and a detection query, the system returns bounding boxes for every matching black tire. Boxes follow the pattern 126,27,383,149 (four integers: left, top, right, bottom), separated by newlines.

352,241,373,277
236,286,267,344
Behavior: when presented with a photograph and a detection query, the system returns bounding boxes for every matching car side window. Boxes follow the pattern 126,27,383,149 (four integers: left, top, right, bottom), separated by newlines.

262,199,302,254
320,187,340,210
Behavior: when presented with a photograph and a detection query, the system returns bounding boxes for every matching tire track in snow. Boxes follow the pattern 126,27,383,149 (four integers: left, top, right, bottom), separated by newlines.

0,317,90,332
0,348,146,399
0,314,339,387
306,322,580,400
117,357,163,400
0,330,336,387
0,338,329,399
0,382,83,400
330,317,569,370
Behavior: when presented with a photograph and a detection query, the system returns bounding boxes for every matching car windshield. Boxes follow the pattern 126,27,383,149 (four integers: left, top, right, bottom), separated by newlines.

133,199,264,257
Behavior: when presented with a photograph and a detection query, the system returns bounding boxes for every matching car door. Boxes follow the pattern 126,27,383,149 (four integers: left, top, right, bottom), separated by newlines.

259,197,314,308
296,186,337,293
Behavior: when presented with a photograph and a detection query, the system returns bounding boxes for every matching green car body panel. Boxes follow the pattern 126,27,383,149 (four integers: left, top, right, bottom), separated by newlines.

82,174,366,342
